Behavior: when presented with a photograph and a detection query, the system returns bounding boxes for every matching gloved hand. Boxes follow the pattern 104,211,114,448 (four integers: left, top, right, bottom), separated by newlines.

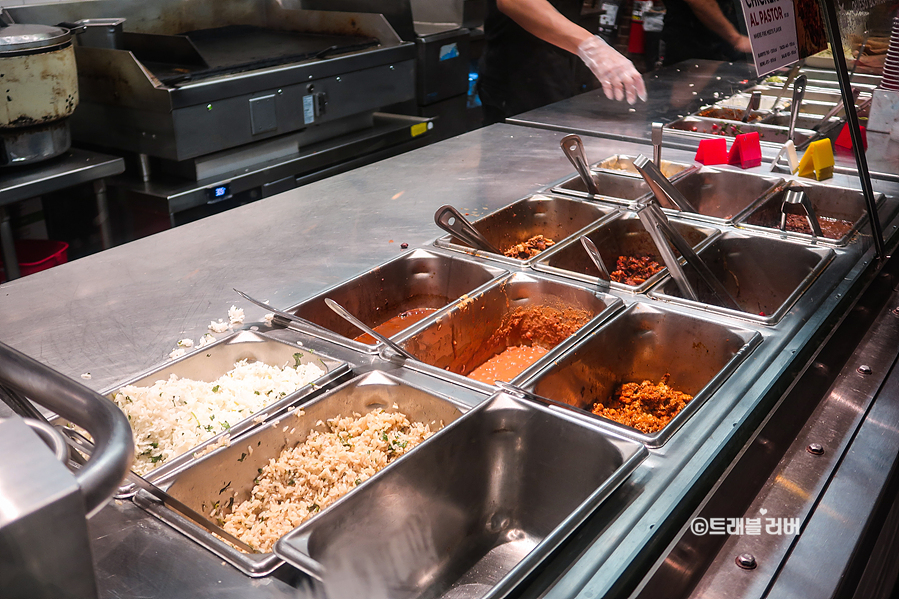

577,35,647,104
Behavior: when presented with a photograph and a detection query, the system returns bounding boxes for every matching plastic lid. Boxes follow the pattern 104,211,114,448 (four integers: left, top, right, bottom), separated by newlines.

0,23,72,53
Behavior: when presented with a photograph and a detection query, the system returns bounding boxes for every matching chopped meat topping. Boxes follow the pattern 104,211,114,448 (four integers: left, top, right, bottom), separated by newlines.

610,255,663,286
783,213,854,239
503,235,555,259
592,373,693,434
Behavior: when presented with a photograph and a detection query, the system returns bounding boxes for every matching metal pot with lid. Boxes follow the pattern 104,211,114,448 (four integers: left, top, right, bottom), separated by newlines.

0,8,83,166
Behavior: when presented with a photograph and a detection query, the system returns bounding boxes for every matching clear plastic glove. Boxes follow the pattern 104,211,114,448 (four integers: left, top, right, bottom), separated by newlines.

577,35,647,104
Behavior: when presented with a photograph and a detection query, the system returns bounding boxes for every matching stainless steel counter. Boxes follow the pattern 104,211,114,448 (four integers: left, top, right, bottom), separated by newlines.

0,124,637,392
2,113,899,599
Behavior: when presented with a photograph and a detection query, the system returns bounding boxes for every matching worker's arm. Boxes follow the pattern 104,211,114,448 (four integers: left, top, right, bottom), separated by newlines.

496,0,647,103
681,0,752,52
495,0,592,53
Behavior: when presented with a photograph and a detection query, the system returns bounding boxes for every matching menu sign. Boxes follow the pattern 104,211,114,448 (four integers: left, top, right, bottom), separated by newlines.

740,0,800,76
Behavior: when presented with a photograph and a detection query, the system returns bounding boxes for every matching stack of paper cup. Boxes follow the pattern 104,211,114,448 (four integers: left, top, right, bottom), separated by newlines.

882,16,899,91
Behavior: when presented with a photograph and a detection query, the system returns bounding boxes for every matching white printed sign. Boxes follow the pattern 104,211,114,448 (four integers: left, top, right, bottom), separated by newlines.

740,0,800,76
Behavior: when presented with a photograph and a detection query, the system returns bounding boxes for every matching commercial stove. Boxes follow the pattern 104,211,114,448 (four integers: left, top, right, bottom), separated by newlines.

9,0,430,236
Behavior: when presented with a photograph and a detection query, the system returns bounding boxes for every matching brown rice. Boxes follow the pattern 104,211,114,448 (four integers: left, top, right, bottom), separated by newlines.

219,409,432,552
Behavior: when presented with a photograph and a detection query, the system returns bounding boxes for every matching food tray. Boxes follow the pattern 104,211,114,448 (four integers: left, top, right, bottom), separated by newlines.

434,194,617,267
399,272,622,392
134,370,471,577
798,68,881,87
532,211,720,293
519,302,761,447
736,180,884,246
593,154,695,179
664,116,818,149
100,330,348,487
285,248,506,353
659,167,784,226
550,156,696,203
274,391,648,599
718,87,870,116
648,231,835,325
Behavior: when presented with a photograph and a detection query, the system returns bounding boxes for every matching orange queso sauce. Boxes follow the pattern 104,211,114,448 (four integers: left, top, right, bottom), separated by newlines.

354,308,438,345
467,345,549,385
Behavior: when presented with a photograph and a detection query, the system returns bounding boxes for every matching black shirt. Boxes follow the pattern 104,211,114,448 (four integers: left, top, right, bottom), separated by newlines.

661,0,748,65
478,0,585,121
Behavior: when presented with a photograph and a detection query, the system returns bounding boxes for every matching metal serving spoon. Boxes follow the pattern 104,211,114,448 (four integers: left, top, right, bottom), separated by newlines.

323,298,416,361
233,288,337,339
434,205,501,254
560,134,600,195
579,236,612,285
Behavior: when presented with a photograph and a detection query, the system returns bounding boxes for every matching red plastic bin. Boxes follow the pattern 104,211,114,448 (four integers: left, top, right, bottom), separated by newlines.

0,239,69,282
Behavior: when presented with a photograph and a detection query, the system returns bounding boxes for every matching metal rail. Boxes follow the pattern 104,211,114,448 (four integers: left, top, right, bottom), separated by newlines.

0,341,133,517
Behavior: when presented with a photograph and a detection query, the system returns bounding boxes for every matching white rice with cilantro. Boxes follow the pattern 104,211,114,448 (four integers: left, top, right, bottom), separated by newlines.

115,358,326,475
219,409,433,552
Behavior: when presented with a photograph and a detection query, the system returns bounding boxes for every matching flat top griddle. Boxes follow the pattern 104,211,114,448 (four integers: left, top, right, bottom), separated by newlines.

143,25,380,85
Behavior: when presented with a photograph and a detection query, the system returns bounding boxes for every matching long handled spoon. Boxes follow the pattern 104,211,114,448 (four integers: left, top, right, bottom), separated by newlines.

324,298,416,361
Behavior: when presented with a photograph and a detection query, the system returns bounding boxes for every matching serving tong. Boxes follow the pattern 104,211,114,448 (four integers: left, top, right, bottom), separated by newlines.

780,187,823,238
786,75,807,144
769,64,801,112
651,122,664,167
812,87,861,132
630,155,741,311
632,154,697,213
741,90,762,123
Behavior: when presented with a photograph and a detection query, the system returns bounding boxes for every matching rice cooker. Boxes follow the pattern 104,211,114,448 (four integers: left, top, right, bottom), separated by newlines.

0,12,82,167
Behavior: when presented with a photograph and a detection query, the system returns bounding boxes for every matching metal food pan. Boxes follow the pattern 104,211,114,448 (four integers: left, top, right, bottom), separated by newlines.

798,68,881,86
713,90,791,112
135,370,470,577
101,330,348,487
661,167,783,225
737,180,883,246
274,392,647,599
758,112,842,134
739,85,869,105
519,303,761,447
715,89,865,117
805,79,878,92
648,231,834,325
533,211,720,293
285,249,506,353
797,68,880,92
593,154,695,179
399,272,622,392
434,194,617,267
551,157,695,202
664,116,818,149
694,106,768,123
718,97,845,118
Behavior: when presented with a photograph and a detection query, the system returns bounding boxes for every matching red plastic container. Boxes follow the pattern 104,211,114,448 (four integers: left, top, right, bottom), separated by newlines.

0,239,69,282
